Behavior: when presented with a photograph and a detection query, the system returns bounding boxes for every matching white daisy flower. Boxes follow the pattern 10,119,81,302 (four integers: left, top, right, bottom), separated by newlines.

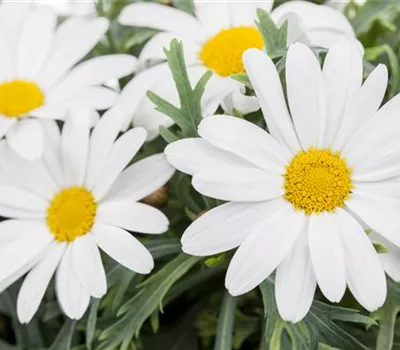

165,39,399,322
0,3,136,160
0,106,175,323
116,0,358,139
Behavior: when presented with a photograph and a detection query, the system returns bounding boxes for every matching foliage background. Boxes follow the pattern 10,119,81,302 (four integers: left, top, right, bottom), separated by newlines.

2,0,400,349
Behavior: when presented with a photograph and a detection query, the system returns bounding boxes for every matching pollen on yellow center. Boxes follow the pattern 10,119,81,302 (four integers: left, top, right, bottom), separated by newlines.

0,80,44,118
283,148,353,215
199,26,264,77
47,187,97,242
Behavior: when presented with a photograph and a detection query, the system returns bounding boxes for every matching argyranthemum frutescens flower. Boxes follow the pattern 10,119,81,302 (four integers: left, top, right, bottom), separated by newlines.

0,106,174,323
117,0,358,139
165,39,400,322
0,3,136,160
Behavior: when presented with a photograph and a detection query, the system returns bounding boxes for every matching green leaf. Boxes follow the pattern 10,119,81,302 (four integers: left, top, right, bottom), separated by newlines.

173,0,195,16
122,28,159,51
98,254,202,349
164,264,226,305
351,0,400,35
0,340,17,350
260,279,375,350
143,237,182,260
373,242,390,254
373,278,400,350
231,73,253,90
256,9,287,56
49,320,77,350
148,40,210,139
365,44,399,97
147,91,186,128
159,126,179,143
150,310,160,334
205,253,228,268
214,292,237,350
86,299,100,350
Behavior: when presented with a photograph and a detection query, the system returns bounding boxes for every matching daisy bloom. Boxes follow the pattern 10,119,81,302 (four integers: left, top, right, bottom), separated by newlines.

0,3,136,160
0,105,174,323
116,0,358,139
165,39,400,322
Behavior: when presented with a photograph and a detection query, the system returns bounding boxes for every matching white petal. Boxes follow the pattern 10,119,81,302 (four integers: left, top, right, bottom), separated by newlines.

105,153,175,202
275,230,316,323
71,234,106,298
353,180,400,200
322,39,363,148
229,1,274,27
61,116,90,186
370,232,400,282
98,201,169,234
17,242,65,324
308,212,346,302
7,119,44,161
118,63,170,121
193,1,230,36
350,137,400,182
0,117,15,139
0,186,48,215
72,86,118,111
346,194,400,247
93,223,154,274
118,3,205,40
0,141,58,200
193,168,284,202
17,6,56,79
85,105,131,189
140,32,177,62
0,26,14,81
286,43,325,149
271,1,356,49
38,17,108,89
92,127,147,200
49,54,136,102
243,49,300,153
335,208,386,311
165,138,250,176
41,120,64,187
334,64,388,150
221,87,260,116
200,71,239,115
198,116,290,173
226,203,306,296
182,199,284,256
56,246,90,319
0,220,53,293
140,32,200,64
30,105,66,121
342,93,400,166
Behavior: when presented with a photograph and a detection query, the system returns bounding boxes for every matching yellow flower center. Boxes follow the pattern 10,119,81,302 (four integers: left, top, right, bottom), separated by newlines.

284,148,353,215
47,187,97,242
199,26,264,77
0,80,44,118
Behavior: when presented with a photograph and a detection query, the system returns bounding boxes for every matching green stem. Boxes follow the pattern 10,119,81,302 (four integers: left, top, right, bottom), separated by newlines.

214,292,237,350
